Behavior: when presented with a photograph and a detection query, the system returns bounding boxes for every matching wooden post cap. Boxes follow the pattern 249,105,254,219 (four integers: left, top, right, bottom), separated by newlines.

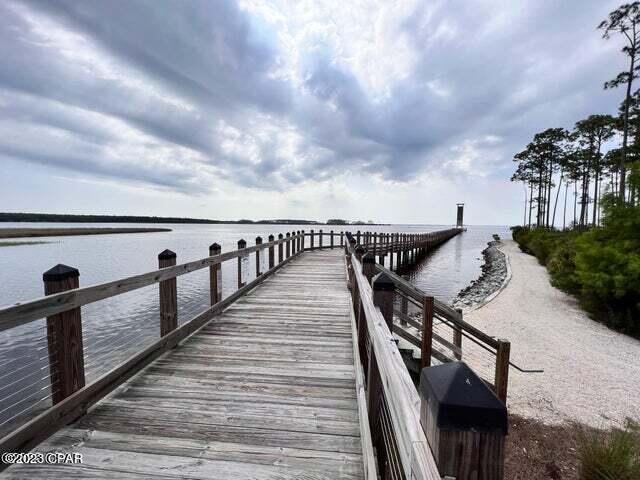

43,264,79,282
158,249,176,260
419,362,507,434
268,234,274,241
286,232,290,237
278,233,283,239
256,236,262,243
363,252,375,264
238,239,246,248
372,272,395,291
209,243,221,252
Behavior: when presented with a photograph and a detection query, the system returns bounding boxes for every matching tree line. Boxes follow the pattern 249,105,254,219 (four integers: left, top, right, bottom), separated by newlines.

512,2,640,229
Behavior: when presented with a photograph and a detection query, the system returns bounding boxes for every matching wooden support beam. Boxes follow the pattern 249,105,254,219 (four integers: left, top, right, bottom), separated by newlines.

237,239,246,289
267,235,275,269
310,229,315,249
421,296,434,369
330,230,334,249
319,229,323,248
285,232,291,258
158,250,178,337
454,308,463,360
277,234,283,263
400,276,409,326
362,252,376,285
494,340,511,403
208,243,221,305
255,236,262,277
372,272,394,331
43,265,85,404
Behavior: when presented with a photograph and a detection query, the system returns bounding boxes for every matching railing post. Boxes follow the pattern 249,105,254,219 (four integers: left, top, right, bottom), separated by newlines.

355,245,365,262
362,252,376,285
158,250,178,337
319,229,323,248
268,235,275,269
421,296,434,369
356,230,361,244
43,264,85,404
494,339,511,403
310,229,315,249
209,243,221,305
372,272,394,330
454,308,463,360
255,236,263,277
330,230,334,249
297,231,301,252
278,234,283,263
400,275,409,325
301,230,305,250
396,234,401,267
237,239,247,289
340,231,344,247
286,232,291,258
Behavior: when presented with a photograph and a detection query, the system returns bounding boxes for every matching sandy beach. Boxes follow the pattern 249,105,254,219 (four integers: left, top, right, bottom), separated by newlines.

466,240,640,428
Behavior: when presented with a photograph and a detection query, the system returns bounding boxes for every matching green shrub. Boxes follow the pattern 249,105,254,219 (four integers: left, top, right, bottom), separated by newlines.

547,238,580,293
511,171,640,337
573,196,640,336
578,419,640,480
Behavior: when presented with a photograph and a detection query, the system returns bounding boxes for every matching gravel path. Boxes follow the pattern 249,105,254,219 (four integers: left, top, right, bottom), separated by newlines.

466,240,640,428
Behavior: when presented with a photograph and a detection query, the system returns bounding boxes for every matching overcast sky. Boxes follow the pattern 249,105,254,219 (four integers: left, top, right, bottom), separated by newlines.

0,0,628,224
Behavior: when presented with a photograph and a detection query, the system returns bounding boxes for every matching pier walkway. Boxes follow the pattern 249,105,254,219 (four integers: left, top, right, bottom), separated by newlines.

0,226,509,479
4,249,364,479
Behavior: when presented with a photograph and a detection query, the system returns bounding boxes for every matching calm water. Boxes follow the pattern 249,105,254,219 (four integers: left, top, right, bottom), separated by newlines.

0,223,508,431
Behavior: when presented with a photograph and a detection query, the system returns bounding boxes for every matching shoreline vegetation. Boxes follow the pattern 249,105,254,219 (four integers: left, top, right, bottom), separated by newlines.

0,227,172,239
0,212,388,226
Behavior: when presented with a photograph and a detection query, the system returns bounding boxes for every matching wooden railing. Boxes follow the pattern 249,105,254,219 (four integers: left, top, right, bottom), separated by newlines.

0,225,465,472
0,231,307,454
373,265,511,403
344,235,442,480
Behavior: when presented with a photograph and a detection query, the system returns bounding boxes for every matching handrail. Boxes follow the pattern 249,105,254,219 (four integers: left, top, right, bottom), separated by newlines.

345,241,441,480
0,233,304,332
374,264,499,348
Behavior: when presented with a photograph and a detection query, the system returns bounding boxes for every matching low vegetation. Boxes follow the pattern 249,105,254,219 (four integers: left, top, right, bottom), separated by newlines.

578,419,640,480
511,168,640,338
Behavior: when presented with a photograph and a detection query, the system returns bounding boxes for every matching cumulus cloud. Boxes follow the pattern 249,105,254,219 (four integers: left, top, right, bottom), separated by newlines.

0,0,627,207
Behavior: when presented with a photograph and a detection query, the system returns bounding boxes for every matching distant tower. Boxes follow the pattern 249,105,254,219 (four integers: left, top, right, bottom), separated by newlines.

456,203,464,228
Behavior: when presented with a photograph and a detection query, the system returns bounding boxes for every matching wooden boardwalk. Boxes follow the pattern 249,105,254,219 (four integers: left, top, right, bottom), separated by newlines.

3,249,365,479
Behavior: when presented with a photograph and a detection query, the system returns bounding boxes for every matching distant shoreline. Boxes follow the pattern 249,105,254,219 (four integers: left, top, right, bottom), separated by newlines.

0,227,172,239
0,213,388,226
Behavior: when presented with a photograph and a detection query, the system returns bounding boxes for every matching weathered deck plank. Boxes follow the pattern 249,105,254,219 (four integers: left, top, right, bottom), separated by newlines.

2,250,365,479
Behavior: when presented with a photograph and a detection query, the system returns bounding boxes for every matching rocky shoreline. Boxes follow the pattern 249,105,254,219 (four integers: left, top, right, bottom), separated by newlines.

452,237,508,311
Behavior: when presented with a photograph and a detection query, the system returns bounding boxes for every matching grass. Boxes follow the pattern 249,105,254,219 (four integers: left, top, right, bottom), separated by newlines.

578,419,640,480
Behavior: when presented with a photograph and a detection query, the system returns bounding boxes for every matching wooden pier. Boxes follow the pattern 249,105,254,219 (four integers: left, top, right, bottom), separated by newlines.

0,226,510,479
